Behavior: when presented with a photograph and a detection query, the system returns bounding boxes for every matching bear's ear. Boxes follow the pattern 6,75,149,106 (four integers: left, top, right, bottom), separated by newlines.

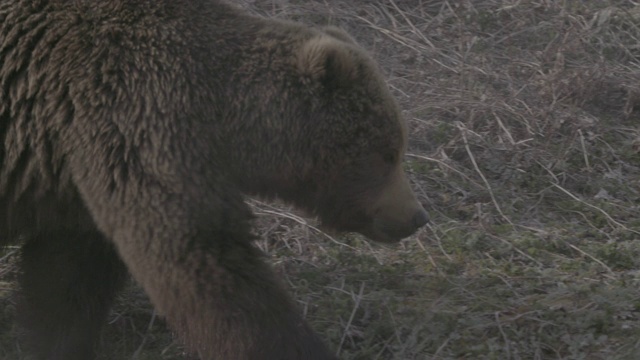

297,36,358,89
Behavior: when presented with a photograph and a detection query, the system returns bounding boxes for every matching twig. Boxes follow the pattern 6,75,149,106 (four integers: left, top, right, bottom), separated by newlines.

495,311,511,359
487,233,543,267
387,0,436,49
456,122,513,225
406,153,484,189
565,242,614,276
0,247,18,264
248,200,356,250
577,129,591,172
493,112,516,146
336,282,366,357
132,310,157,359
427,223,453,262
551,183,639,235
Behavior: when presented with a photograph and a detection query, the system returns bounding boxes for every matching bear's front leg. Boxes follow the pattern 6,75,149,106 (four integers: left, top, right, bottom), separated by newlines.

148,238,336,360
73,174,336,360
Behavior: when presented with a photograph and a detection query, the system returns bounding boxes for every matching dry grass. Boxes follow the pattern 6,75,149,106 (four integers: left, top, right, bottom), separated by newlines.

2,0,640,359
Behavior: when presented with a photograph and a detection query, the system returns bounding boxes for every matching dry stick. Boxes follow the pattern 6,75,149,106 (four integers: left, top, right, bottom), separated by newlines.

406,153,484,189
336,282,366,357
0,247,18,264
373,334,397,360
427,223,453,262
132,310,157,360
248,200,391,265
248,199,356,250
384,306,403,348
565,242,614,276
577,129,591,172
387,0,436,49
354,13,461,71
456,122,513,225
486,233,543,267
0,248,18,280
551,183,640,235
572,209,616,242
432,335,452,358
413,226,446,276
354,15,424,53
493,112,516,146
495,311,511,359
373,1,399,30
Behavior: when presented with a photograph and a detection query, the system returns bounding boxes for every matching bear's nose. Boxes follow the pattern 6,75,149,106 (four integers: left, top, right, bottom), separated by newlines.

412,208,429,228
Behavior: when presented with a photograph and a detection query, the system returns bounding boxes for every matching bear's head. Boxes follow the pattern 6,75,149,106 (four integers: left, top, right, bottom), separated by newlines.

226,27,427,243
290,31,428,243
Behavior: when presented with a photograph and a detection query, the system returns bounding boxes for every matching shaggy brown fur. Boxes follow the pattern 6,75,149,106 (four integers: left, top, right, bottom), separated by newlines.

0,0,428,359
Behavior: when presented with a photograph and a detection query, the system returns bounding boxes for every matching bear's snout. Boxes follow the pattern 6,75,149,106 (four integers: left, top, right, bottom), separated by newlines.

367,204,427,243
360,168,428,243
412,207,429,228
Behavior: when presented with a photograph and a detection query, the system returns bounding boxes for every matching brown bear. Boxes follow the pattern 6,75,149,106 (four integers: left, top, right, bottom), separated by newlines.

0,0,428,359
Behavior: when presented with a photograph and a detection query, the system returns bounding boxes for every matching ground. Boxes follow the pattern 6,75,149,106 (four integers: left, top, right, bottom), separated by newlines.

2,0,640,359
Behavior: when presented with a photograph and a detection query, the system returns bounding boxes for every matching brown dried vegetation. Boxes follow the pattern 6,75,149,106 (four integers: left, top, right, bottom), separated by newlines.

2,0,640,359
